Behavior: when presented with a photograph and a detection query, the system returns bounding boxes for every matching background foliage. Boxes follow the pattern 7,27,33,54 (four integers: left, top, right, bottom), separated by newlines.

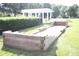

0,3,79,18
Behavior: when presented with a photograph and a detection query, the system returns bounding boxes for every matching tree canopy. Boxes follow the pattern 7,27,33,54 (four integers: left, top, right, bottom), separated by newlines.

0,3,79,18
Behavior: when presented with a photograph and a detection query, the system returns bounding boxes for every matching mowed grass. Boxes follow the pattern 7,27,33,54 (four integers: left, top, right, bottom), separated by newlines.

19,23,50,35
0,23,57,56
1,19,79,56
56,19,79,56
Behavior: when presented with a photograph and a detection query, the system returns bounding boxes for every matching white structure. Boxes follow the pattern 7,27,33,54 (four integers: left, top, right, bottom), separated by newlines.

21,8,53,23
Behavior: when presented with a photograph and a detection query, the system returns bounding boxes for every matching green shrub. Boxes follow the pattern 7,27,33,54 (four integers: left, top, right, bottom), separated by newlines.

0,17,42,31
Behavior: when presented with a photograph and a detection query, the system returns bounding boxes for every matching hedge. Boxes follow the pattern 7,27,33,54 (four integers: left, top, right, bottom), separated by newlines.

0,17,42,31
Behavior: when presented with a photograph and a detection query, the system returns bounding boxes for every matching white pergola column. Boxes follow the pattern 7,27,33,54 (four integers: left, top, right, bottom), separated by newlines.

38,13,40,17
29,13,32,17
42,13,44,19
50,12,52,19
47,12,49,20
31,13,32,16
23,12,25,16
42,12,45,23
28,13,29,17
35,13,37,17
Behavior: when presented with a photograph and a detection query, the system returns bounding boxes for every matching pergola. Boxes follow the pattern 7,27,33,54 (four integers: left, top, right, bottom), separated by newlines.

21,8,53,20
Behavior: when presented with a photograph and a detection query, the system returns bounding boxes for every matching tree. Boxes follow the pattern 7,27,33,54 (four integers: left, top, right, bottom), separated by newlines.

2,3,18,16
52,5,60,18
68,4,78,18
76,8,79,18
42,3,52,8
60,6,69,18
0,3,12,16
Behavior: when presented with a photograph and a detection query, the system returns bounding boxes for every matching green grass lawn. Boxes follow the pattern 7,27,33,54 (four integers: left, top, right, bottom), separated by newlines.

0,23,57,56
0,19,79,56
19,23,50,35
56,19,79,56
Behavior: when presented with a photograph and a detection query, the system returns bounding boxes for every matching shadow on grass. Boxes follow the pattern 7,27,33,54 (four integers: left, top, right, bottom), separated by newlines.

2,39,57,56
